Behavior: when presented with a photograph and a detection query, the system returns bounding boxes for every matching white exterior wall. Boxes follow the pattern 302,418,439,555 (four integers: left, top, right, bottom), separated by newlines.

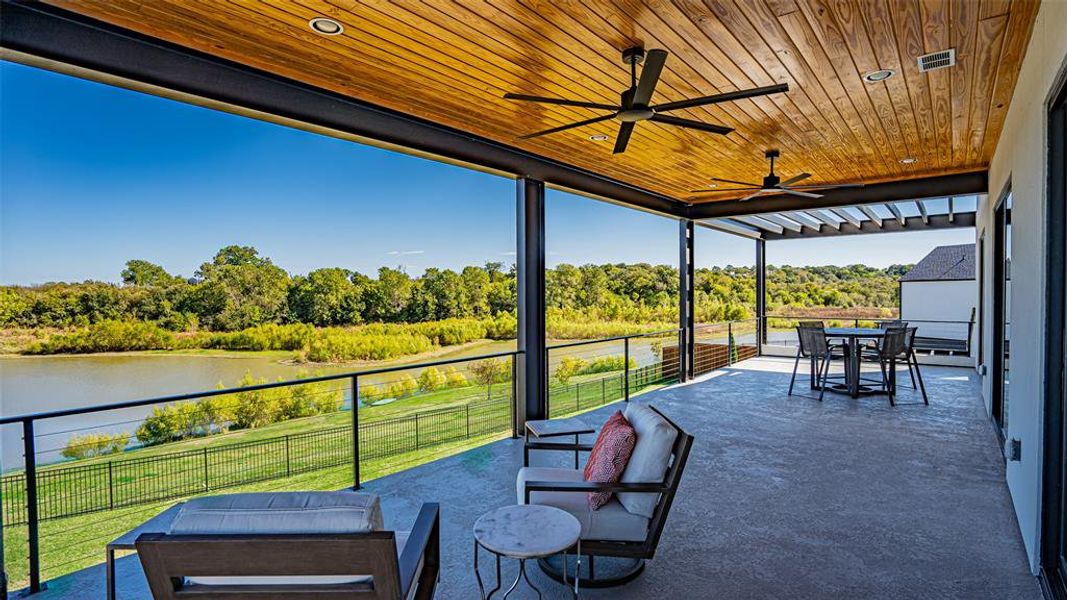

900,280,977,361
900,280,976,322
978,0,1067,573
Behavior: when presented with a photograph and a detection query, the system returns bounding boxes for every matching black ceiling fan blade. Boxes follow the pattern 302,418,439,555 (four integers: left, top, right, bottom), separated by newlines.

689,186,763,192
518,113,616,139
788,183,866,190
503,93,617,111
711,177,762,187
652,83,789,113
632,49,667,106
613,122,635,154
649,114,733,135
780,189,823,199
779,172,812,187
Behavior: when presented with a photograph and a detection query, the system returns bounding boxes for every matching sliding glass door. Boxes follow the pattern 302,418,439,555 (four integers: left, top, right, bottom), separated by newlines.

992,190,1012,439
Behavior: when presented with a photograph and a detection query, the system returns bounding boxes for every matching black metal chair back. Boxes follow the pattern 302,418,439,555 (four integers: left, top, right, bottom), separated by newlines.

797,325,831,359
880,327,909,359
876,320,907,329
798,320,824,328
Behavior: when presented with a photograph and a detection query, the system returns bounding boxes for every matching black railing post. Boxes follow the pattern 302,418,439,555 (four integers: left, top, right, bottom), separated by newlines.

351,375,360,490
108,461,115,510
756,238,767,354
510,355,519,438
466,405,471,439
415,413,421,450
624,337,631,401
727,322,735,366
22,420,41,594
202,448,209,492
285,435,292,477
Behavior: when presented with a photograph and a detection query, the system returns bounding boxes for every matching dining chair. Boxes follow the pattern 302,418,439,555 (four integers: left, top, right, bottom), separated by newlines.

788,325,840,400
862,327,929,405
872,327,910,406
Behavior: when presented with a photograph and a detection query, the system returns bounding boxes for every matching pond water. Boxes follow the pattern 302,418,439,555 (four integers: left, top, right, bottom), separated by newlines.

0,337,665,469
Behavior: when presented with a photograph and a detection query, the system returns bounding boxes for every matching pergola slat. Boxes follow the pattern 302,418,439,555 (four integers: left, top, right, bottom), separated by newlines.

759,213,804,233
699,218,763,239
734,215,785,234
916,200,930,224
811,210,842,230
886,203,906,226
786,211,824,232
831,208,862,228
857,205,883,228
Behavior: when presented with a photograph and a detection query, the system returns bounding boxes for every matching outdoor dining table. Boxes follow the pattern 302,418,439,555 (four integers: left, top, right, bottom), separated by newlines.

823,327,886,398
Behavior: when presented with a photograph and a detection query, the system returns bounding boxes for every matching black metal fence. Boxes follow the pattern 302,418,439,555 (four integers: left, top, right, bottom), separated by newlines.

0,394,512,527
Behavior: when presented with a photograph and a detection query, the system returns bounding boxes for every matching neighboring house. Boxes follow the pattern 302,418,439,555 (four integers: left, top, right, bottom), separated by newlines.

899,243,977,357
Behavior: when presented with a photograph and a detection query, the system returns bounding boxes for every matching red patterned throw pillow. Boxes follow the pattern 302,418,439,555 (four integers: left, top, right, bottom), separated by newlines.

583,411,637,510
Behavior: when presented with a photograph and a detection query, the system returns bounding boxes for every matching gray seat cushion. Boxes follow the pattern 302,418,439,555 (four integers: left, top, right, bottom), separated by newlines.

517,467,649,543
619,404,678,518
169,491,384,535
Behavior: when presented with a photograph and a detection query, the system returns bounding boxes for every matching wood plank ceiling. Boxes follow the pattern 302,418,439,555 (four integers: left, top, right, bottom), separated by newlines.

45,0,1039,203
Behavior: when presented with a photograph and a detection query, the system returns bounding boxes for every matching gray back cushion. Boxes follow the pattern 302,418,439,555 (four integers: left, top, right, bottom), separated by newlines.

169,491,384,535
618,404,678,518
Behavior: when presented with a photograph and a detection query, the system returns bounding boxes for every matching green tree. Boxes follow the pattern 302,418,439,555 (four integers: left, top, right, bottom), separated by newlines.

417,366,447,391
121,260,179,287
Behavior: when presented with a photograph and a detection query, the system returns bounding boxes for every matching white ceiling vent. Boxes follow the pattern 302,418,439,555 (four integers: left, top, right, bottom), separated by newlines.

917,48,956,73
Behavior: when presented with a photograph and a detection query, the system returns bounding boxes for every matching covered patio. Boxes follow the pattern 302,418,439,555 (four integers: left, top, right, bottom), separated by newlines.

41,357,1037,599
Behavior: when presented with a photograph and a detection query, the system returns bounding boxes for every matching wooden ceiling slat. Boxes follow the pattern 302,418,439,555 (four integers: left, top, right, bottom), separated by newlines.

808,0,911,171
889,0,943,171
967,14,1009,166
41,0,1037,203
919,0,954,173
980,0,1039,162
949,0,979,167
699,0,864,181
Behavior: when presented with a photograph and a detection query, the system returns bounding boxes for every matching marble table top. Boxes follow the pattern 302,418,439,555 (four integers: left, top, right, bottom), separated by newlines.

525,417,595,438
473,505,581,559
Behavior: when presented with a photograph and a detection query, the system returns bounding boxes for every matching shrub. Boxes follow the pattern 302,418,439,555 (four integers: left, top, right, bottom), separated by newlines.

27,320,176,354
304,329,433,362
443,366,468,388
231,372,280,429
580,355,637,375
360,383,384,403
61,432,127,459
417,367,447,392
554,356,587,385
385,374,419,399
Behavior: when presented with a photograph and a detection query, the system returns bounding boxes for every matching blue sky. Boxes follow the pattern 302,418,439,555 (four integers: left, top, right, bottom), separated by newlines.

0,62,972,285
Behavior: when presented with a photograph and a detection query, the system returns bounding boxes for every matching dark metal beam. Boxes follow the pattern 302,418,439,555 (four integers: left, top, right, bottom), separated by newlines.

687,171,988,218
516,178,546,422
0,1,683,218
756,239,767,351
679,220,695,382
763,212,975,240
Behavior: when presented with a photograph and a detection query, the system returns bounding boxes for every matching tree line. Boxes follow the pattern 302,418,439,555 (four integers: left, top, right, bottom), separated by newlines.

0,245,911,333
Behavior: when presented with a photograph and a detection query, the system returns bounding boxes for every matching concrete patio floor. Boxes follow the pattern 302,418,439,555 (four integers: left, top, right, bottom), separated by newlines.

33,356,1039,599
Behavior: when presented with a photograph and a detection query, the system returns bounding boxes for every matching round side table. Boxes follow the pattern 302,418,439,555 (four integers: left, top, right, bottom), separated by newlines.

473,504,582,599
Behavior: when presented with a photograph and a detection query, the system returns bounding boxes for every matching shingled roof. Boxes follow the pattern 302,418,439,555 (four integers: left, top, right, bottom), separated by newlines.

900,244,976,282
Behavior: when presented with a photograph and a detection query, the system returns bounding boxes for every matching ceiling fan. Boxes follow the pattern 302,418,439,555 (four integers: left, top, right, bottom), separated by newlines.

691,150,865,201
503,47,789,154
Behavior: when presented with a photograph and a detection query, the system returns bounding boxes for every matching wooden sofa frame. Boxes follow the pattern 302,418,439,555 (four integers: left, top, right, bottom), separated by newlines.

135,502,440,600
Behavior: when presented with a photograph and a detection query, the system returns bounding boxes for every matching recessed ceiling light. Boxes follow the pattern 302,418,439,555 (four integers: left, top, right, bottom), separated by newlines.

309,17,343,36
706,183,718,188
900,157,918,164
862,69,896,83
589,134,609,141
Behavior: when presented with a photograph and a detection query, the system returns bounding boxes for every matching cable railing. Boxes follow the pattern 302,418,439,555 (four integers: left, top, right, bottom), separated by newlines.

546,328,682,418
0,348,522,594
763,314,975,356
1,321,765,594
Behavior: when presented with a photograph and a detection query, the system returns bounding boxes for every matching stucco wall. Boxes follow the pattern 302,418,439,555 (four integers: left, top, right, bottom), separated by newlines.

901,280,977,355
978,0,1067,573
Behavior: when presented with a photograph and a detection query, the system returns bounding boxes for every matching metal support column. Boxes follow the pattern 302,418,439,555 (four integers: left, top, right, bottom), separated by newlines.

517,178,547,423
679,219,695,381
756,238,767,354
